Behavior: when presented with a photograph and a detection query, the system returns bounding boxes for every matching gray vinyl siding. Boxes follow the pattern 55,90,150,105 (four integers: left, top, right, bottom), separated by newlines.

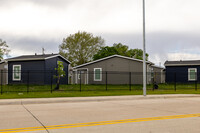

75,56,149,85
152,67,165,84
0,62,8,85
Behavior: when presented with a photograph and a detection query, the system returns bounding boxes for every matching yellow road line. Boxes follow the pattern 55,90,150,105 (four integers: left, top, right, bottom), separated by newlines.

1,113,200,133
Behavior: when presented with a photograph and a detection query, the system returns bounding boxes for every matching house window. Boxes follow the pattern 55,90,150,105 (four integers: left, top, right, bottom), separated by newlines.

188,68,197,81
13,65,21,81
94,68,102,81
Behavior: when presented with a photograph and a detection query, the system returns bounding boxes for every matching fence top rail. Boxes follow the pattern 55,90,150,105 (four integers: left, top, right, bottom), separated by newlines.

75,71,166,74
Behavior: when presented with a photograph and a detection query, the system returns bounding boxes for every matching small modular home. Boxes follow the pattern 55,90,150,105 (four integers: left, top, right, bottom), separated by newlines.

72,55,165,85
164,60,200,83
151,65,165,84
6,54,70,84
0,60,8,85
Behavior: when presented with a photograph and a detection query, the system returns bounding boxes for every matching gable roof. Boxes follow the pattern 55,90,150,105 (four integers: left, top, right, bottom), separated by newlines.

74,54,154,69
6,54,71,63
164,60,200,66
152,65,165,69
0,59,7,64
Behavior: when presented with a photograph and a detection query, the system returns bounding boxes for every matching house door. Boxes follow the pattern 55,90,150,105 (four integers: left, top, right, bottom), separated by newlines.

77,70,88,84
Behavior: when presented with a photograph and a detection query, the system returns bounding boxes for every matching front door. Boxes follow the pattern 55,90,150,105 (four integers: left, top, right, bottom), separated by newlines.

77,70,88,84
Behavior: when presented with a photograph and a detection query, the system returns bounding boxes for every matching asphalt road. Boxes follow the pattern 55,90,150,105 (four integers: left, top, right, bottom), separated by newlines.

0,96,200,133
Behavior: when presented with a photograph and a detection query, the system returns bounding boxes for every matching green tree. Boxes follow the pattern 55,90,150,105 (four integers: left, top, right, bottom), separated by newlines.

54,61,66,90
127,48,149,60
59,31,105,67
93,46,118,60
93,43,149,61
113,43,129,56
0,39,10,60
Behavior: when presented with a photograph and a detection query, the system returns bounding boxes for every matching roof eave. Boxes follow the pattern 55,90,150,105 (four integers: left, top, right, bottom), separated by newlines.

7,58,45,62
45,54,71,64
152,65,165,69
165,64,200,66
6,54,71,64
74,55,154,69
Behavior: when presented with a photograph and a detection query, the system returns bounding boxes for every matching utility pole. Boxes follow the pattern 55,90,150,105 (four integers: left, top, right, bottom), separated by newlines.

143,0,146,96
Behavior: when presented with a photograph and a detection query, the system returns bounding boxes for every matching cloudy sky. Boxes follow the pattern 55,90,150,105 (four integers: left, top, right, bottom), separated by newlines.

1,0,200,66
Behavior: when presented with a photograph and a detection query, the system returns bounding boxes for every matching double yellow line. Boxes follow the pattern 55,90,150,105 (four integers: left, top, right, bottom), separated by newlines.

1,113,200,133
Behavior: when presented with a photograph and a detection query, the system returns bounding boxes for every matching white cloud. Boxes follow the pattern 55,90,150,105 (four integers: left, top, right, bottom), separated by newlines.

167,53,200,61
1,0,200,37
1,0,200,65
146,0,200,33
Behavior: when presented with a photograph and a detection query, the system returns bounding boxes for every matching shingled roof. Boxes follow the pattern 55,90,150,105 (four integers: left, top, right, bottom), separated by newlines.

164,60,200,66
6,54,70,63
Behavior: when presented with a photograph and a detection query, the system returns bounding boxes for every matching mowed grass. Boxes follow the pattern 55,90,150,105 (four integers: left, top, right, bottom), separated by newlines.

0,83,200,99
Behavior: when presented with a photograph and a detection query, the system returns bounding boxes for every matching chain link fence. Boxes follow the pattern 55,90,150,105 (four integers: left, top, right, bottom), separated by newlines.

0,70,199,94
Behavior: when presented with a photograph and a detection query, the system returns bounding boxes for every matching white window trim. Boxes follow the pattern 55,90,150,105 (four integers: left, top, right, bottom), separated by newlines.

13,65,21,81
94,68,102,81
188,68,197,81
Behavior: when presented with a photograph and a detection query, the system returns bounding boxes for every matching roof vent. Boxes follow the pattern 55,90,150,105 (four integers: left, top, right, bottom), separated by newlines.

42,48,45,55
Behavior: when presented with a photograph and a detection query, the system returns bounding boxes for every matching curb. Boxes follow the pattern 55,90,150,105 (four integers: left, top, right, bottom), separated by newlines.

0,94,199,105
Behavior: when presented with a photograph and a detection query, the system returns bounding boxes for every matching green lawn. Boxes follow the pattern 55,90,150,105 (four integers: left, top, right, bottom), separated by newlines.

0,84,199,99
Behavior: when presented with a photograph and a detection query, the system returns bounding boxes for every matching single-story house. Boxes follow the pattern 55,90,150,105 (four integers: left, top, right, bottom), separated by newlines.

71,55,165,85
0,60,8,85
152,65,165,84
164,60,200,83
6,54,70,84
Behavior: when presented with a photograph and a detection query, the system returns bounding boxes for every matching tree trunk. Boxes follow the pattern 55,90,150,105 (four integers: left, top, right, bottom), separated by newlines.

54,76,60,90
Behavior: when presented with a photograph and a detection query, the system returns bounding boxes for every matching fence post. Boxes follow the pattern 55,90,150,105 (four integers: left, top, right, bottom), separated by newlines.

152,72,155,91
129,72,131,91
195,72,198,91
174,72,176,91
1,70,3,95
27,71,29,94
195,80,197,91
80,71,81,92
51,71,53,93
106,71,107,91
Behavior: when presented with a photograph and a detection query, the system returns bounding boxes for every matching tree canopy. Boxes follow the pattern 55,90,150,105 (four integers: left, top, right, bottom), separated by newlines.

93,43,149,61
0,39,10,60
59,31,105,67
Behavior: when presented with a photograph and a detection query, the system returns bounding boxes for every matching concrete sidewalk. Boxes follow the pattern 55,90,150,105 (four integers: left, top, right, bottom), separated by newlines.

0,94,199,105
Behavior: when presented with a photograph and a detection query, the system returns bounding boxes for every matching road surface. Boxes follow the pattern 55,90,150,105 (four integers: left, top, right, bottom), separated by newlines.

0,96,200,133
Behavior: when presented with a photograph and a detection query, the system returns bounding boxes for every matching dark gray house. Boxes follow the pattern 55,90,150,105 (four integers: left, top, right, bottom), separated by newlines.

72,55,165,85
6,54,70,84
165,60,200,83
